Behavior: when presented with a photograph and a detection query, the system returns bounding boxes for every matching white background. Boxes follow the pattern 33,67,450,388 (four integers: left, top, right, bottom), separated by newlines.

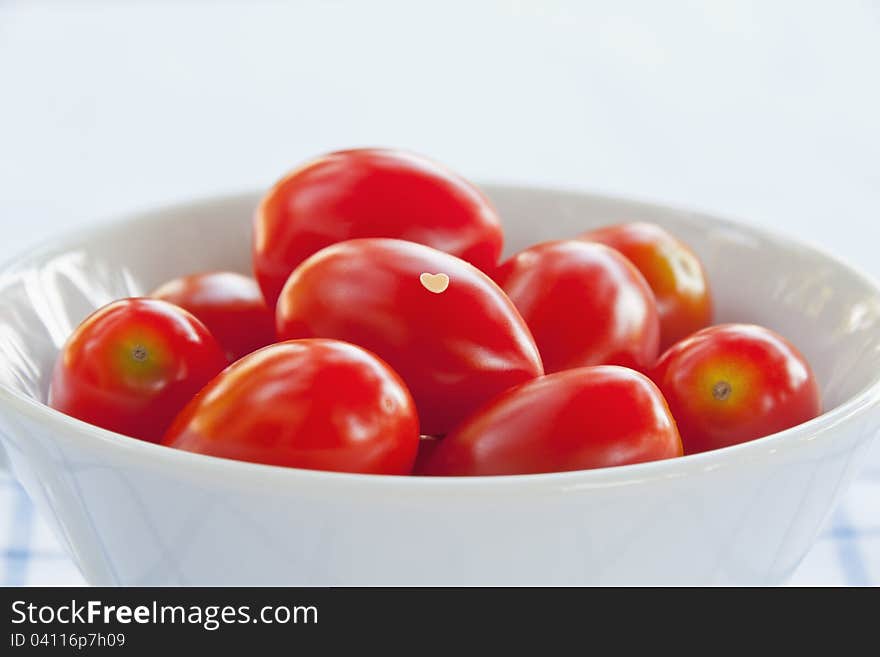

1,1,879,263
1,0,879,585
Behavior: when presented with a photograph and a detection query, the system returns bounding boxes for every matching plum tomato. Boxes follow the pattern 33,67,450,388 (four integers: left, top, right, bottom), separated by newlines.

581,222,712,349
151,271,276,362
162,339,420,475
253,148,504,306
418,365,682,476
49,298,228,443
650,323,821,454
494,240,660,373
275,238,543,436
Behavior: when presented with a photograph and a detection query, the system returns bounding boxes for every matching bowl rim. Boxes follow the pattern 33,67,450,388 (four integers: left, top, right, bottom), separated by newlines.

2,183,880,497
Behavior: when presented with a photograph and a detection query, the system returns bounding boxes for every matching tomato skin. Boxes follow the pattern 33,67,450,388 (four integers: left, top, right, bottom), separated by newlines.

419,366,682,476
651,324,821,454
151,271,276,362
49,298,228,443
253,148,504,306
275,238,543,436
162,339,419,475
412,435,442,475
495,240,660,373
581,222,712,350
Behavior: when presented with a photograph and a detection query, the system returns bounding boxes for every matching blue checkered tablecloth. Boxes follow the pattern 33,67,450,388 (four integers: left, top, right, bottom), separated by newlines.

2,442,879,586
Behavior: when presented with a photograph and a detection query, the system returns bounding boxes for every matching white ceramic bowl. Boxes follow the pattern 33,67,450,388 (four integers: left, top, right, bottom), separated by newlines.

1,185,879,586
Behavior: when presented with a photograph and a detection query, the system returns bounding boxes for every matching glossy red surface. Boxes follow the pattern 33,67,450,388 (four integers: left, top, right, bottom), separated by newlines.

582,222,712,349
253,148,504,306
49,298,228,443
151,271,276,362
162,339,419,475
275,238,543,436
651,323,822,454
495,240,660,373
419,365,682,475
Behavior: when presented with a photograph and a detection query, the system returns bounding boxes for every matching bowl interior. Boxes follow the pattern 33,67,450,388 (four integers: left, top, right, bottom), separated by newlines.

1,185,879,421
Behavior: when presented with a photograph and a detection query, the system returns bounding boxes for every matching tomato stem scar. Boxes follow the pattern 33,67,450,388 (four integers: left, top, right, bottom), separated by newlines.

712,380,732,401
132,345,148,362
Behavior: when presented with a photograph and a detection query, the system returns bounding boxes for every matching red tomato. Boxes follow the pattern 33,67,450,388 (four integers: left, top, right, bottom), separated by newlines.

581,222,712,350
162,339,419,475
412,435,442,475
418,366,682,476
275,238,543,436
495,240,659,373
151,271,275,362
651,324,821,454
253,148,504,306
49,298,227,443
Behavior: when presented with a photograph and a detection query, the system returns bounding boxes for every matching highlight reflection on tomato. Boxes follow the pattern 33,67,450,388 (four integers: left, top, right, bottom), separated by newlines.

151,271,276,362
651,323,821,454
162,339,420,475
253,148,504,306
582,222,712,350
275,238,543,436
419,365,682,476
495,240,659,373
49,298,228,443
